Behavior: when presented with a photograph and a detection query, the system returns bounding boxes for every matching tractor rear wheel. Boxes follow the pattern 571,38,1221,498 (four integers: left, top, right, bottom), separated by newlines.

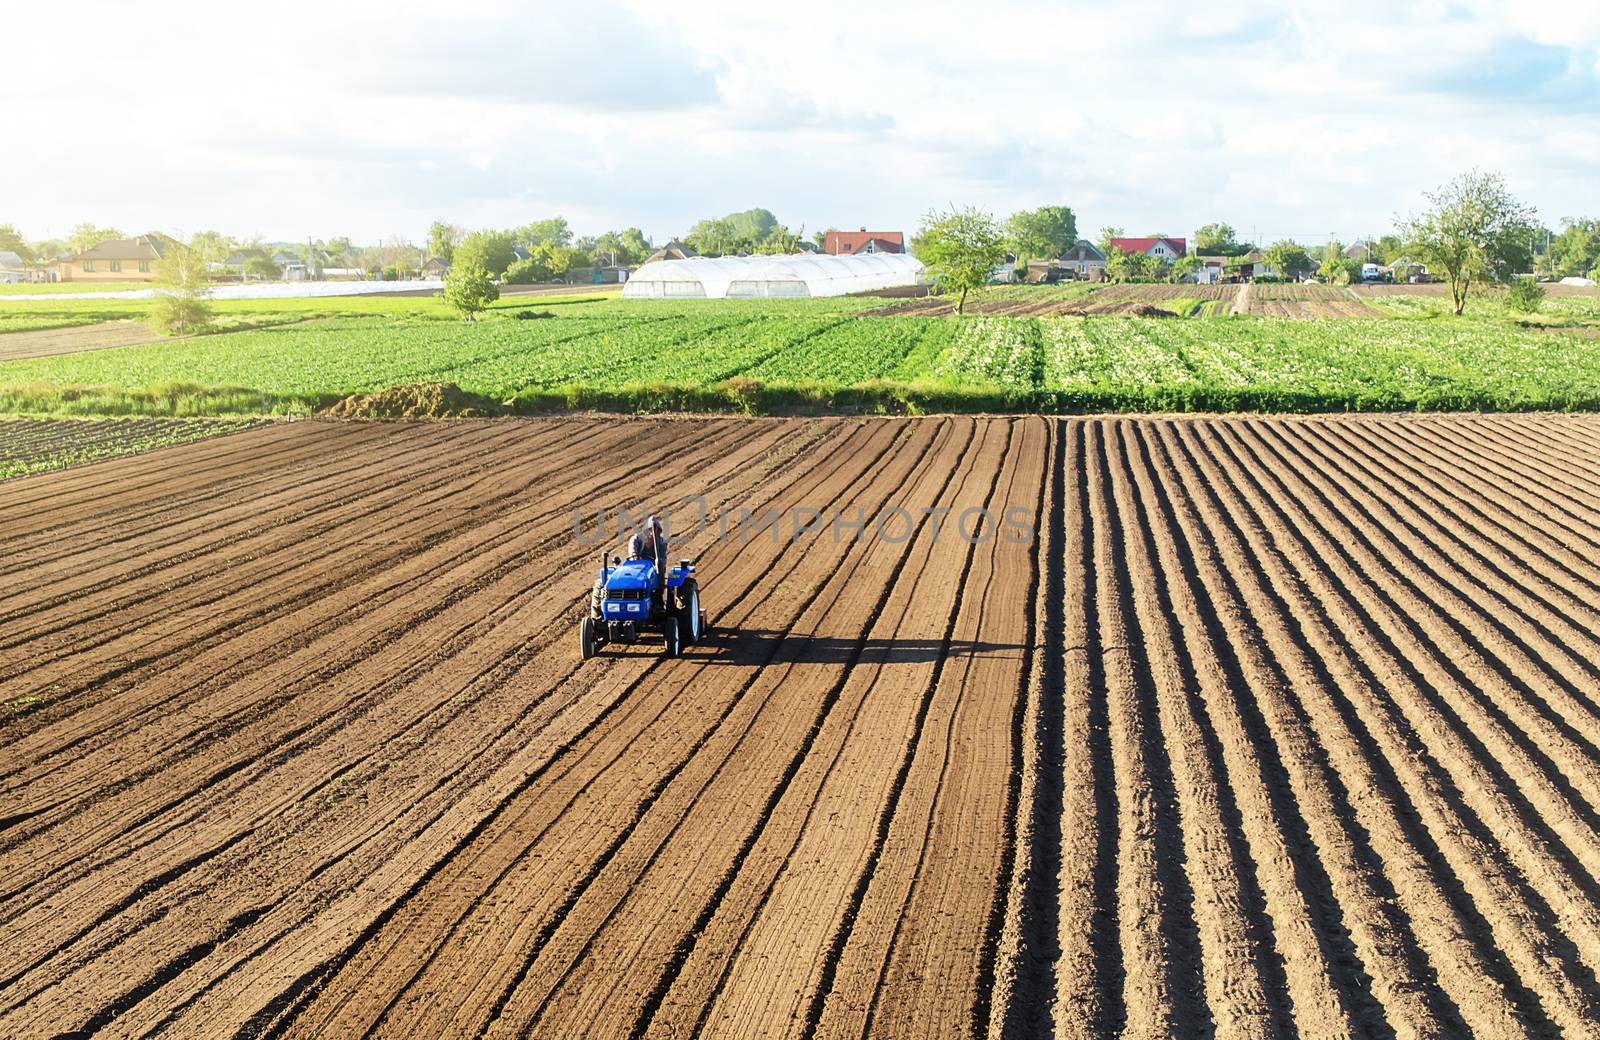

663,617,681,658
679,580,701,646
580,616,597,660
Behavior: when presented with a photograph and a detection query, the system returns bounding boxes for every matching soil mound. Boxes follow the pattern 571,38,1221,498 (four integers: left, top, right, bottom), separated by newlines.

321,382,494,419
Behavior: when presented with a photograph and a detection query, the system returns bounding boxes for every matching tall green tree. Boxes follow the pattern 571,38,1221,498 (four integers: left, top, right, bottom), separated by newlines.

1264,240,1313,279
516,217,573,250
1006,205,1077,265
592,228,652,267
1097,226,1125,254
684,209,779,256
427,221,466,262
244,255,281,281
914,206,1007,314
1398,170,1537,314
187,230,235,265
1169,254,1202,282
1319,243,1359,284
68,223,125,254
1193,222,1238,255
0,224,34,262
1106,248,1157,281
1546,217,1598,278
148,238,214,336
454,230,519,279
325,236,355,266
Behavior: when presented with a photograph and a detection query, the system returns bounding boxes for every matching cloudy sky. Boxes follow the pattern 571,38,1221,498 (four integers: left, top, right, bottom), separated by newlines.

7,0,1598,247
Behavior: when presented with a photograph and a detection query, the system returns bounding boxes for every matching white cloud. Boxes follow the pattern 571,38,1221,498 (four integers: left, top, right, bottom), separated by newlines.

3,0,1597,246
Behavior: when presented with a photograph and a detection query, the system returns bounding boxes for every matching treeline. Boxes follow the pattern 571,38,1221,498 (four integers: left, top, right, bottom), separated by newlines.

426,220,654,283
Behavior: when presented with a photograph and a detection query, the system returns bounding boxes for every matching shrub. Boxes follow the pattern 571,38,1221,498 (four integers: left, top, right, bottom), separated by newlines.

1505,276,1545,313
442,258,499,320
381,265,401,282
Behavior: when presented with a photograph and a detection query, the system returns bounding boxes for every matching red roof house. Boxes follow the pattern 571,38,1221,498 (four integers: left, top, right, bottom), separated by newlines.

824,229,905,256
1109,236,1187,261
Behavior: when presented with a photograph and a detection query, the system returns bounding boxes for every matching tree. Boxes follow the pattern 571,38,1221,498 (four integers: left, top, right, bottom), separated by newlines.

1264,240,1313,280
592,228,652,267
534,242,585,278
1194,222,1238,255
1097,226,1125,254
915,205,1007,314
503,258,541,285
29,237,67,262
0,224,34,262
1106,247,1157,281
1169,254,1202,282
358,236,421,278
1319,244,1360,284
684,209,779,256
325,236,355,266
245,255,281,281
1548,218,1599,277
443,258,498,320
1006,205,1077,266
1398,170,1537,315
454,230,518,279
813,228,835,252
68,223,124,255
148,239,213,336
516,218,573,250
426,221,466,263
1505,276,1545,313
187,230,235,265
755,223,803,255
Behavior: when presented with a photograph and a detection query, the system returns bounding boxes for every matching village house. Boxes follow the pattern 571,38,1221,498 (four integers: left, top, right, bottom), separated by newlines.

51,233,175,282
1195,255,1229,284
421,256,450,279
1056,240,1106,278
824,229,905,256
1109,236,1188,263
0,250,28,284
642,240,698,264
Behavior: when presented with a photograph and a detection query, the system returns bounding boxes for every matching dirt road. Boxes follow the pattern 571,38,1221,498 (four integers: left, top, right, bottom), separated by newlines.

2,414,1597,1038
0,320,165,360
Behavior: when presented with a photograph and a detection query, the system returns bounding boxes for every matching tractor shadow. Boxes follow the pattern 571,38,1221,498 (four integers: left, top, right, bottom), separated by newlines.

691,627,1024,666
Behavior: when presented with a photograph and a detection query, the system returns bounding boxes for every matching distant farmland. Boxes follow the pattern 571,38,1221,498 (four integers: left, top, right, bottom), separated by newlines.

1,286,1598,416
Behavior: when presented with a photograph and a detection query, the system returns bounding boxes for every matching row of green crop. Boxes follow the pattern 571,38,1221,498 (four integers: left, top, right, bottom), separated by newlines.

0,416,262,478
3,310,1598,416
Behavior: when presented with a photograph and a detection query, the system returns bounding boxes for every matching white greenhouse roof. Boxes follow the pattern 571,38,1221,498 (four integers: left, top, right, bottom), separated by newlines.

622,252,925,299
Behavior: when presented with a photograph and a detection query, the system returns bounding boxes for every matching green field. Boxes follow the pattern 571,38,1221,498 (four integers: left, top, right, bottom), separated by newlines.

1,290,1597,416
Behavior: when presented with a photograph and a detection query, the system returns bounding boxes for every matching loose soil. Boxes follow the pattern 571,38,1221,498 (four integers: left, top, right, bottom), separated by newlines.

2,414,1598,1039
0,320,165,361
321,381,497,418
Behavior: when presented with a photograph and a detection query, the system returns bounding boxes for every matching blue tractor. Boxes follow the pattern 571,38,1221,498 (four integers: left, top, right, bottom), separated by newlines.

580,547,705,659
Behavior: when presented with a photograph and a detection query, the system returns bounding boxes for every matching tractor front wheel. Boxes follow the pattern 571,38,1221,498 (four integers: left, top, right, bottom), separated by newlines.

580,616,597,660
663,617,681,658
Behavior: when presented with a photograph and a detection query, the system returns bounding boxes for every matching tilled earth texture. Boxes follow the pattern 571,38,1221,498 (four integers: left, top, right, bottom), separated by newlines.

2,414,1598,1040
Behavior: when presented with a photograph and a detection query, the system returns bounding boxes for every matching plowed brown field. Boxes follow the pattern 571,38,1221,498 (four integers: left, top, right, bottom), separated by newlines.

0,321,164,360
3,414,1598,1039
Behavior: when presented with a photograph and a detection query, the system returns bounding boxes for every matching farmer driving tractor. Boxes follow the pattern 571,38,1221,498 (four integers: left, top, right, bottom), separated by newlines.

580,512,704,660
628,514,668,563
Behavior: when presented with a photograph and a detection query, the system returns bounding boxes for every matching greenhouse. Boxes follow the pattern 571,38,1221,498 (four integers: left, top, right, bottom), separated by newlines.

622,252,925,299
